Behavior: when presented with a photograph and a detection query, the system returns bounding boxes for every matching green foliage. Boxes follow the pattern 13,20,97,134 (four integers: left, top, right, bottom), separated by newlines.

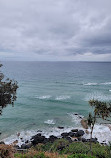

88,99,111,156
35,143,52,152
14,141,110,158
63,142,89,155
92,143,109,158
50,138,69,152
15,152,48,158
89,100,111,119
67,153,96,158
0,64,18,115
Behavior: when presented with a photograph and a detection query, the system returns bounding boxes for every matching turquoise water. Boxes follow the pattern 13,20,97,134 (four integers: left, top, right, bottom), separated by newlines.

0,61,111,140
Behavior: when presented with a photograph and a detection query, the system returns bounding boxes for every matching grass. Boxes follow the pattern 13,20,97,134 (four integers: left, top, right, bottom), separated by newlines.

0,139,110,158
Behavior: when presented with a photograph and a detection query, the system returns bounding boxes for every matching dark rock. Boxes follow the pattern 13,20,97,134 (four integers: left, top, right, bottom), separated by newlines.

65,137,72,143
0,132,1,135
68,132,75,137
61,132,69,138
43,138,48,144
49,135,58,143
21,144,27,149
75,130,85,137
26,143,33,149
31,134,45,145
81,138,87,142
87,138,98,143
78,137,87,142
31,133,41,140
14,145,20,149
25,140,29,144
58,126,64,129
57,145,65,151
90,138,98,143
74,113,78,115
74,139,78,141
101,143,107,145
0,141,5,144
71,129,78,132
37,130,42,133
77,137,82,141
36,133,42,137
21,143,32,149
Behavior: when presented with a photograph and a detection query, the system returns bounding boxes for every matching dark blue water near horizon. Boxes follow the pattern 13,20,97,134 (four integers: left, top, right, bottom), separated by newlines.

0,61,111,140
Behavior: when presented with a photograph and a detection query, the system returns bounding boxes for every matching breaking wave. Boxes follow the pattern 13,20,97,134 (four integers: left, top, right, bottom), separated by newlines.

84,82,111,86
35,95,51,99
44,120,55,125
55,96,70,100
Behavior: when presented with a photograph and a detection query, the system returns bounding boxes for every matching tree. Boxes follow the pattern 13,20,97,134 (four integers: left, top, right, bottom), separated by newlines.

87,99,111,155
0,63,18,115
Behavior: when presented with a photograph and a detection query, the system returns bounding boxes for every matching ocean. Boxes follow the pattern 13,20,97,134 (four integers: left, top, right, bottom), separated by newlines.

0,61,111,145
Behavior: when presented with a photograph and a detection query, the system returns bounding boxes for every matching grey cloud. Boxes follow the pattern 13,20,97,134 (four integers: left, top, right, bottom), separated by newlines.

0,0,111,61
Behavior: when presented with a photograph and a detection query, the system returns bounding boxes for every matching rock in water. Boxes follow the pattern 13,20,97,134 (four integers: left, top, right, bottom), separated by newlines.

81,119,88,129
49,135,58,142
75,130,85,137
61,132,69,138
58,126,64,129
71,129,78,132
31,134,46,145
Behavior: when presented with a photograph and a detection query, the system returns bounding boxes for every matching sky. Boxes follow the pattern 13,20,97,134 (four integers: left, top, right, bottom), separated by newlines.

0,0,111,61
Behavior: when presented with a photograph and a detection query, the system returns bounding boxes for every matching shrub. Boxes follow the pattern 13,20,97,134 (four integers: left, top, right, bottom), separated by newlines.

92,143,109,158
68,153,96,158
0,144,14,158
35,143,52,152
15,151,48,158
50,139,69,152
63,142,89,155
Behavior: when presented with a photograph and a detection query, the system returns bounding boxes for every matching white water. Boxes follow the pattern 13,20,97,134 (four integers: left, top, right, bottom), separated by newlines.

3,113,111,147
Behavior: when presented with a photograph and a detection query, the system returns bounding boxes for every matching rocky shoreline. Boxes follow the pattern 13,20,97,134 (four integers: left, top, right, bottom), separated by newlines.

9,127,99,150
1,114,111,149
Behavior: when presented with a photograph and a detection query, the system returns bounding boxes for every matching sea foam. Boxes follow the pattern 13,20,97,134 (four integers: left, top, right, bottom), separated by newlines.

55,95,70,100
35,95,51,99
44,119,55,125
84,83,98,86
3,118,111,147
84,81,111,86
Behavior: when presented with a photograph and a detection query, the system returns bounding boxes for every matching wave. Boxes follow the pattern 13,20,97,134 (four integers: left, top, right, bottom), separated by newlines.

2,112,111,146
84,83,98,86
109,90,111,92
55,96,70,101
101,82,111,85
84,81,111,86
44,120,55,125
3,124,111,147
83,124,111,144
68,112,84,125
35,95,71,102
35,95,51,99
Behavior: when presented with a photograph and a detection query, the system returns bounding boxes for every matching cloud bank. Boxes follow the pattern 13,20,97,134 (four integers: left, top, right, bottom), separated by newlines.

0,0,111,61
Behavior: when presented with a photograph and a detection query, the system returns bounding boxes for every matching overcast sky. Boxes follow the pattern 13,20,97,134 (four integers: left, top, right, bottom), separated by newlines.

0,0,111,61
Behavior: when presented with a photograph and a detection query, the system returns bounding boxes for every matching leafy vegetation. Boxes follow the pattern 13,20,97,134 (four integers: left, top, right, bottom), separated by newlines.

87,99,111,155
0,63,18,115
13,140,110,158
67,153,96,158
